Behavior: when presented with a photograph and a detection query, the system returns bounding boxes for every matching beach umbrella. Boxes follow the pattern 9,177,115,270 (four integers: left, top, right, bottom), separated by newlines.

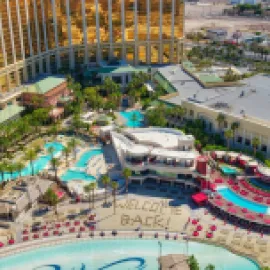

43,232,49,237
192,231,199,237
23,236,29,241
55,224,61,228
241,208,248,213
8,239,15,245
0,242,4,247
206,232,213,238
210,225,217,231
227,202,233,207
196,225,203,231
23,230,28,235
80,227,85,232
33,234,39,239
191,219,198,225
74,221,80,226
214,200,224,207
245,214,256,220
69,227,75,233
65,222,70,227
215,194,222,199
263,219,270,225
53,230,59,235
89,225,95,231
227,207,237,214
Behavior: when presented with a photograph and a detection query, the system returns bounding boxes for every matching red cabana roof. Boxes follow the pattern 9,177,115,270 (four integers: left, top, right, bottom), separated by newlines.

192,192,208,205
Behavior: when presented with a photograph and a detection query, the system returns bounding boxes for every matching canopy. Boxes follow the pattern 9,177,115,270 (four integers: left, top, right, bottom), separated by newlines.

191,192,208,205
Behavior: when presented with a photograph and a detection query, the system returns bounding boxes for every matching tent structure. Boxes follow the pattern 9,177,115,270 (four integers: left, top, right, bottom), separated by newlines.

191,192,208,206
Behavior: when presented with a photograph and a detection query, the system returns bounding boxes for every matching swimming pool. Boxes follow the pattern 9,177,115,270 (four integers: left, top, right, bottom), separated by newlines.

120,110,144,127
0,239,259,270
75,149,103,167
61,148,103,182
217,187,269,214
249,178,270,191
61,170,96,182
220,165,238,175
1,142,64,182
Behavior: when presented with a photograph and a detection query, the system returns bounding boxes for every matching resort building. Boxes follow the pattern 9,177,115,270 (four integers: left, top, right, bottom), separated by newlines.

0,176,53,221
21,76,70,108
111,127,202,186
154,65,270,158
0,0,184,102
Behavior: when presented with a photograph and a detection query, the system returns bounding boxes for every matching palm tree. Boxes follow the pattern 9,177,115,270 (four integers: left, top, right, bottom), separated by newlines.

231,122,240,146
50,158,60,181
101,175,111,206
62,146,71,167
6,163,15,180
0,162,7,181
111,181,118,215
15,162,25,177
68,138,78,159
252,137,260,157
224,129,233,149
24,149,38,176
89,182,97,209
123,168,132,193
131,112,138,129
47,146,55,159
44,188,58,215
84,184,92,209
216,113,226,133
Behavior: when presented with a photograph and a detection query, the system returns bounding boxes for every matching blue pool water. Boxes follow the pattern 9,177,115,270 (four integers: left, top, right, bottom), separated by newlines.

220,166,238,175
61,148,103,182
120,110,144,127
61,170,96,182
0,142,64,182
249,178,270,191
0,239,259,270
217,187,269,214
75,149,103,167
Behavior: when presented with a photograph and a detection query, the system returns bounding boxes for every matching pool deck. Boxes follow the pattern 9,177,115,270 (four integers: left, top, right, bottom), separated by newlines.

0,185,269,268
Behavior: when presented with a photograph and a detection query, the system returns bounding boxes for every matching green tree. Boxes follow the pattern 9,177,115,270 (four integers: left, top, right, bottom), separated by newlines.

24,149,38,176
84,183,93,209
224,129,233,149
44,188,58,215
101,175,111,206
62,146,71,167
47,146,55,159
101,77,120,96
68,138,78,159
111,181,119,214
205,264,215,270
131,112,138,128
188,255,200,270
145,106,167,127
252,137,260,157
50,157,60,180
0,162,7,181
15,161,25,177
89,182,97,209
231,121,240,146
216,113,226,133
123,167,132,193
6,163,16,180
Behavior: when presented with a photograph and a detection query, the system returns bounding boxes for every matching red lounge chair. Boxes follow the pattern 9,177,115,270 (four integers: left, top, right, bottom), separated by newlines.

43,232,49,237
191,219,198,225
210,225,217,231
74,221,80,226
0,242,4,247
192,231,199,237
33,234,39,239
65,222,70,227
53,231,59,236
23,230,28,235
206,232,213,238
89,226,95,231
55,224,61,228
80,227,85,232
196,225,203,231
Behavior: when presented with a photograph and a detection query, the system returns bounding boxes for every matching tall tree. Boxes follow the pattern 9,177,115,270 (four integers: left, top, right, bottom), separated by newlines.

101,175,111,206
47,146,55,159
62,146,71,167
123,168,132,193
84,184,93,209
224,129,233,149
24,149,38,176
111,181,119,215
231,122,240,146
44,188,58,215
50,157,60,180
89,182,97,209
252,137,260,157
15,161,25,177
68,138,78,159
0,162,7,181
131,112,138,129
216,113,226,133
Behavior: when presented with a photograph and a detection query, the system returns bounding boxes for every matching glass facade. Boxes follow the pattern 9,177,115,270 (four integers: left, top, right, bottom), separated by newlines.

0,0,184,94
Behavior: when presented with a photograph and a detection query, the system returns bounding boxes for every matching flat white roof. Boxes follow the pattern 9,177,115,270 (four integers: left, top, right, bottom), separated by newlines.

151,148,196,160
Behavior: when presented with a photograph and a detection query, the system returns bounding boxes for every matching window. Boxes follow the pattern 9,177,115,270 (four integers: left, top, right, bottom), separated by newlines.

224,121,228,129
190,110,194,117
261,145,267,152
245,139,251,146
237,136,242,144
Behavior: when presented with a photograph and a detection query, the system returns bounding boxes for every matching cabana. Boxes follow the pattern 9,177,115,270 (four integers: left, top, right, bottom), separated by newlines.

192,192,208,206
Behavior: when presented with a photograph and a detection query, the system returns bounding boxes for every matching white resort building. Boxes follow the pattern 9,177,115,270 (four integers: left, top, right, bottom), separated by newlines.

111,128,202,187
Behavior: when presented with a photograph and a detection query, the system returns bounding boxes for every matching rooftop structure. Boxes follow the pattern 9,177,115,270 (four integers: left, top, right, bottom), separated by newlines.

0,104,24,124
0,176,53,220
155,65,270,156
111,128,200,185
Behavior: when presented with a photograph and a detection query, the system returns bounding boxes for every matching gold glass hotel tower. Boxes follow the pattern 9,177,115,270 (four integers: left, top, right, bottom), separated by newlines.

0,0,184,92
